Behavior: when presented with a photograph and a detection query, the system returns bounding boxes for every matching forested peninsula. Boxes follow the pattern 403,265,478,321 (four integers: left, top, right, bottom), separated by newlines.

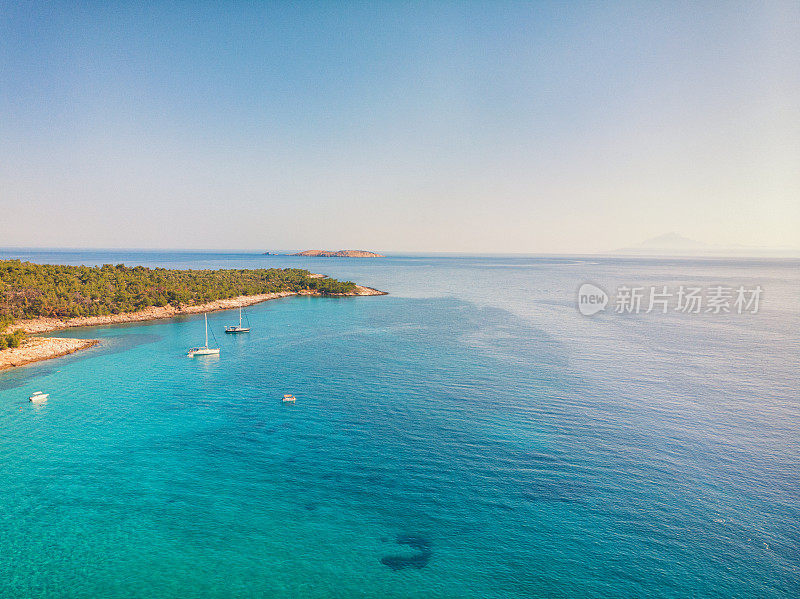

0,260,384,369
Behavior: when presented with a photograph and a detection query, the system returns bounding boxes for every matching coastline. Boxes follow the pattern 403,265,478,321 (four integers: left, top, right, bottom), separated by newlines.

0,337,99,371
0,284,385,370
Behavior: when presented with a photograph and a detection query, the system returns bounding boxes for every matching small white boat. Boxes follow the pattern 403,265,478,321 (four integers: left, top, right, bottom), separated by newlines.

225,306,251,334
188,314,221,357
29,391,49,403
282,394,296,403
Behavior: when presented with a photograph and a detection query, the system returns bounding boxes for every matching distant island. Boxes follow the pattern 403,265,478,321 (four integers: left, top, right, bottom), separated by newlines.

0,260,385,370
291,250,385,258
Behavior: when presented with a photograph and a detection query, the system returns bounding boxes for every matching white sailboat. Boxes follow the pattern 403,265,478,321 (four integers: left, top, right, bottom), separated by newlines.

188,313,220,357
225,306,250,333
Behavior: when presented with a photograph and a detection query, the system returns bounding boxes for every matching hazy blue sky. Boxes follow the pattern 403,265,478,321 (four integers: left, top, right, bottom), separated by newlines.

1,1,798,253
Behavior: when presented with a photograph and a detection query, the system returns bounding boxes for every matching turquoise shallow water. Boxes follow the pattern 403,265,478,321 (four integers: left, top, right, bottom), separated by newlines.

1,251,799,598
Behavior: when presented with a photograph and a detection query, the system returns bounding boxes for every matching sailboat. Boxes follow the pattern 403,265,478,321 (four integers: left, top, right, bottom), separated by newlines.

188,313,220,357
225,306,250,333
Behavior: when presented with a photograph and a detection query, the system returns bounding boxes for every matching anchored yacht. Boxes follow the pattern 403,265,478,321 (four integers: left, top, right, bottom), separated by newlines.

188,314,220,357
225,306,250,333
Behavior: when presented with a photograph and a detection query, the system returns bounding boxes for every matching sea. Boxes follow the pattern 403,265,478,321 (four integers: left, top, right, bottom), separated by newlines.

0,249,798,598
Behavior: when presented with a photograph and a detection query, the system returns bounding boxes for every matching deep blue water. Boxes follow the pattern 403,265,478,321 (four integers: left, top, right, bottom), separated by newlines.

1,250,798,598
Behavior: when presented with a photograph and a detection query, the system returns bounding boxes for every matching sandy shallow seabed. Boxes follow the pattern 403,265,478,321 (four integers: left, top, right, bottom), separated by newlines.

0,285,385,370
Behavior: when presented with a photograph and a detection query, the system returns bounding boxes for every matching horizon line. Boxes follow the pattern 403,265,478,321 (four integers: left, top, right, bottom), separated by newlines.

1,246,799,261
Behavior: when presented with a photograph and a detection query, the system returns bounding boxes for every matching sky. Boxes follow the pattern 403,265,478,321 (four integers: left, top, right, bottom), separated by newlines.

1,1,798,253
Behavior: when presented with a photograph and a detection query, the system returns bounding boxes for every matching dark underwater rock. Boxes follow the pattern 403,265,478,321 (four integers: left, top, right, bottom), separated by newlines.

380,534,432,571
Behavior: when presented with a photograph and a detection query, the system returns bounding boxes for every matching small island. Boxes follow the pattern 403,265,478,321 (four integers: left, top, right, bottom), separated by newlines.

291,250,385,258
0,260,385,370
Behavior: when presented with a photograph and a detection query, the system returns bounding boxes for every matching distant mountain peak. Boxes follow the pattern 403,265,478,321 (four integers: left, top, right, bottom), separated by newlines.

635,232,707,249
612,233,708,255
611,233,800,257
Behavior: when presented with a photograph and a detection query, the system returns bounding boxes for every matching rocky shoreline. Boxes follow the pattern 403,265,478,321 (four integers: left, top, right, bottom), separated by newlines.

0,285,385,370
0,337,100,371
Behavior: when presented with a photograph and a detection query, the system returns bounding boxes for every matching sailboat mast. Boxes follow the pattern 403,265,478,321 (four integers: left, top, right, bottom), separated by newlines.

239,307,242,327
205,313,209,347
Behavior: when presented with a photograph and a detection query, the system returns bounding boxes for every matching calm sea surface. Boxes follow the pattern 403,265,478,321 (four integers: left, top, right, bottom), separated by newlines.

1,250,798,598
